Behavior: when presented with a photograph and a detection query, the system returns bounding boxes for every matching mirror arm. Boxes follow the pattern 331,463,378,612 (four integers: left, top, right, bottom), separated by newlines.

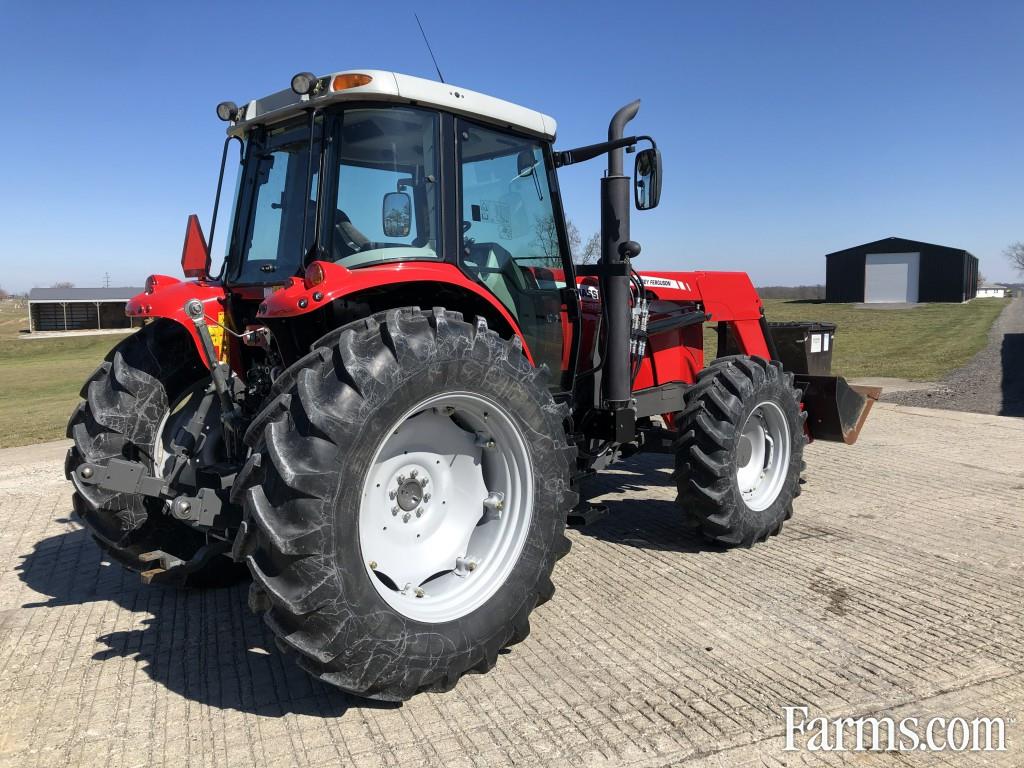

207,135,243,262
554,135,656,168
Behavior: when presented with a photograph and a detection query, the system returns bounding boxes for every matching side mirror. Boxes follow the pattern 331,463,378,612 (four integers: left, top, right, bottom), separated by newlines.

634,147,662,210
181,214,211,279
382,192,412,238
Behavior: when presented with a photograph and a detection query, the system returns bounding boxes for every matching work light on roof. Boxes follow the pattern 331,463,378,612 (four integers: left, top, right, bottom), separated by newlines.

216,101,238,121
290,72,317,95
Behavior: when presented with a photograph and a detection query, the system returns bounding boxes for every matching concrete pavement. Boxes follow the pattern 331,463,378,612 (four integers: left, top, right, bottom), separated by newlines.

0,404,1022,766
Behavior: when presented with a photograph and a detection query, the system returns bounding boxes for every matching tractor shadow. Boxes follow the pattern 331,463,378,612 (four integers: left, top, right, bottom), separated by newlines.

571,454,731,555
1000,333,1024,417
15,524,395,718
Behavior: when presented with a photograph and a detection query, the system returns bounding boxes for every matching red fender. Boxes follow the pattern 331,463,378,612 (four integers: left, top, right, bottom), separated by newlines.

258,260,536,364
125,275,229,369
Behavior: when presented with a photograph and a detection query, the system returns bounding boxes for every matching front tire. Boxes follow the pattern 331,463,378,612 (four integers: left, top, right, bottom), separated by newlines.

236,308,575,700
675,356,805,546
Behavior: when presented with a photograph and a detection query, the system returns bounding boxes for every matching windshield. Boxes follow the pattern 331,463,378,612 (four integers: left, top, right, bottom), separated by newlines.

227,106,440,285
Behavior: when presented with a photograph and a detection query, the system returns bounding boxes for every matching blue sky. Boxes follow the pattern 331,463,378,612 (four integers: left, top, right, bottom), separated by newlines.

0,0,1021,292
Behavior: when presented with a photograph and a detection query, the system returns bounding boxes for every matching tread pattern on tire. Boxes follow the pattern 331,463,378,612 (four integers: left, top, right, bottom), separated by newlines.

65,320,245,586
674,355,806,547
237,307,576,700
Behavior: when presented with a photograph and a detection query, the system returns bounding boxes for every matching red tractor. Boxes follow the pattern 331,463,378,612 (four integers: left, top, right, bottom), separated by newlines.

66,69,876,700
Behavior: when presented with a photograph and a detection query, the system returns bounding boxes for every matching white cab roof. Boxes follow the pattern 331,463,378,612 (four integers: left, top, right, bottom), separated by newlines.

230,69,557,140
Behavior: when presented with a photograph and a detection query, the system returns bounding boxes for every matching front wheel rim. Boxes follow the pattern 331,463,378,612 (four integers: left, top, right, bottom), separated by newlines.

735,401,791,512
358,392,534,623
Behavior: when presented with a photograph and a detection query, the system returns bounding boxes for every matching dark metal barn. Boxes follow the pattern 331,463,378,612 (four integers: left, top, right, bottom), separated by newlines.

825,237,978,304
28,287,143,332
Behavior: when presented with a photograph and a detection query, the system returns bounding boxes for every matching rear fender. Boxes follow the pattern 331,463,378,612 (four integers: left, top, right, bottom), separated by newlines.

125,275,228,369
258,260,536,364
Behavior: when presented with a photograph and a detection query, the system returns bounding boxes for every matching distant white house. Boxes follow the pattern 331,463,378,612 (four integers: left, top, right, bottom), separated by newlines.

976,284,1008,299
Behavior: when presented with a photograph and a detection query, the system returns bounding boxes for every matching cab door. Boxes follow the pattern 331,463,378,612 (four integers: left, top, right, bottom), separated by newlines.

456,120,575,386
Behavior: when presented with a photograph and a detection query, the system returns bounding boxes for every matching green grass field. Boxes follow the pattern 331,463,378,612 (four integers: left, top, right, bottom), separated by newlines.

0,296,1009,449
757,298,1008,380
0,302,127,449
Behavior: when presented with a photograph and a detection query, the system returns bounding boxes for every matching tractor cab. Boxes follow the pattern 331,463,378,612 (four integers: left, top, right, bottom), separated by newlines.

200,71,577,379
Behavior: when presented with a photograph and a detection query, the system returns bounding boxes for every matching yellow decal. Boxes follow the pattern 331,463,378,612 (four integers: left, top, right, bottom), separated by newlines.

207,312,226,362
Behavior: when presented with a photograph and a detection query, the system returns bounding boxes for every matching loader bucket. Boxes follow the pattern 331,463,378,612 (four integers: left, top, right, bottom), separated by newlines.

795,375,882,445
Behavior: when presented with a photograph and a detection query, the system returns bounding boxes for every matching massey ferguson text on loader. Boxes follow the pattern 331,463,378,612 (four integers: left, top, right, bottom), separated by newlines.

66,69,878,700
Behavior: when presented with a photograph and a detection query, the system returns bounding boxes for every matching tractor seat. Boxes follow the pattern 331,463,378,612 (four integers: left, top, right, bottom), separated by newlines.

463,242,527,320
332,209,371,261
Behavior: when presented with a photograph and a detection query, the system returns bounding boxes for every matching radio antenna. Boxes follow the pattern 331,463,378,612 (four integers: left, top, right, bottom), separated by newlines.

414,13,445,83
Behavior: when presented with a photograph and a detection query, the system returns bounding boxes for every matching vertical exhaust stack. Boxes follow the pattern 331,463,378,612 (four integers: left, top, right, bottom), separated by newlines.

601,100,641,409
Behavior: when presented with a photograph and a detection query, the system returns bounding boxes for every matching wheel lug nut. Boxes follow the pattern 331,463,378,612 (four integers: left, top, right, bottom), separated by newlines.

403,513,411,523
397,475,405,484
389,490,397,499
392,506,399,515
368,560,377,570
415,588,424,598
415,509,423,517
421,477,428,487
410,469,418,478
423,493,431,502
466,561,477,572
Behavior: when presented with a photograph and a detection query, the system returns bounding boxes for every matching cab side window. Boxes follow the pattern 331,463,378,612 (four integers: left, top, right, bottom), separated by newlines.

324,107,440,268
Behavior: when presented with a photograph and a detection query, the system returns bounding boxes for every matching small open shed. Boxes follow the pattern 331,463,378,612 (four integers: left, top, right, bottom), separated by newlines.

28,287,143,332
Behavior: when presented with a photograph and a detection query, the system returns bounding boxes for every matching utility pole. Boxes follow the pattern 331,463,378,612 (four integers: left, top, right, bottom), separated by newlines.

103,272,111,288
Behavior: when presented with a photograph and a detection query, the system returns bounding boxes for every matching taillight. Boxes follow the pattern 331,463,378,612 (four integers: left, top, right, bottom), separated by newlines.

304,262,326,288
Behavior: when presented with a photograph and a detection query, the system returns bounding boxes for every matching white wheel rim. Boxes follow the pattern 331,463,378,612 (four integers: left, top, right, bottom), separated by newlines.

735,401,791,512
358,392,534,623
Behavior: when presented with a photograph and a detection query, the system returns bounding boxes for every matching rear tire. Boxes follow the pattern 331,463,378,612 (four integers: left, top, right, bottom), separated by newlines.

235,308,576,700
65,320,248,587
674,355,805,547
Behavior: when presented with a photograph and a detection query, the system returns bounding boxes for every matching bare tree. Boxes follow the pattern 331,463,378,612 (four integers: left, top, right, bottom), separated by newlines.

0,286,8,300
51,281,75,288
577,232,601,264
532,215,598,264
1005,242,1024,275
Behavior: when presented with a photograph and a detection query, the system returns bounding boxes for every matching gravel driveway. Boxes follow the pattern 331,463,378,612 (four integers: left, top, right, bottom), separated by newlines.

886,295,1024,416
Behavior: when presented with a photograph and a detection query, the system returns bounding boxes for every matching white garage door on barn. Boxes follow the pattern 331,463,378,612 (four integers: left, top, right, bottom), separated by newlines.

864,252,920,303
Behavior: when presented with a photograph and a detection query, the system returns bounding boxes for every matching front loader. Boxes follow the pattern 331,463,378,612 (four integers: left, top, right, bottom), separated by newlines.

66,69,877,701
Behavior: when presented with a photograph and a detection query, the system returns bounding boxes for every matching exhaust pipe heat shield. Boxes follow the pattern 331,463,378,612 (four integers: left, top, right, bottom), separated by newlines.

795,375,881,445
